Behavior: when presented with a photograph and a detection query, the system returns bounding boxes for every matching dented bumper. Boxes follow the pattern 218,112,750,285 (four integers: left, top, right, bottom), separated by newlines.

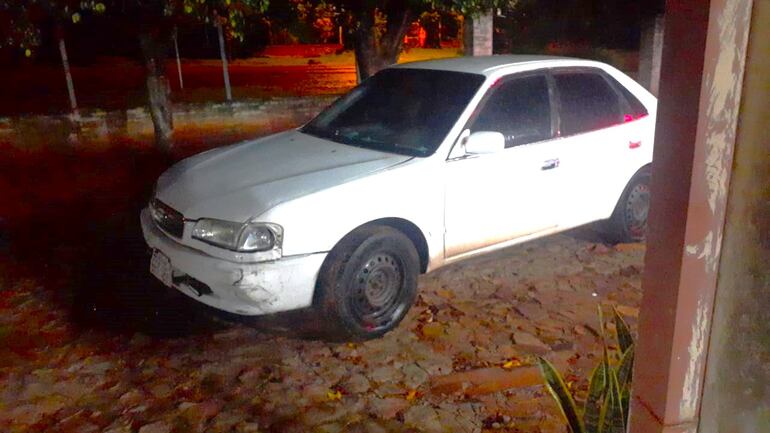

140,208,326,316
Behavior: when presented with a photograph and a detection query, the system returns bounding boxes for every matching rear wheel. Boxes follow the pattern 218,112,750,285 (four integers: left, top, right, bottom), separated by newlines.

315,225,419,340
602,168,651,243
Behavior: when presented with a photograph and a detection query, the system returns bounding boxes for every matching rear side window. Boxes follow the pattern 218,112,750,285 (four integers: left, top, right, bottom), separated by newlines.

554,72,623,136
470,75,552,147
605,75,649,119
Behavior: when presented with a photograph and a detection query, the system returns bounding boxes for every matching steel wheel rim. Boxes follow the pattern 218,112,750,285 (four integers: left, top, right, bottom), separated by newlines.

350,252,405,331
625,182,650,239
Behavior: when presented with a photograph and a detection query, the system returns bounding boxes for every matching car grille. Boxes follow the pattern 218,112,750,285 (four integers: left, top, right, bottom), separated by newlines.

150,199,185,238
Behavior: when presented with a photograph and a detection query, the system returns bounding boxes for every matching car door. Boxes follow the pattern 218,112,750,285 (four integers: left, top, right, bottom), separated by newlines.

549,69,632,226
444,72,566,259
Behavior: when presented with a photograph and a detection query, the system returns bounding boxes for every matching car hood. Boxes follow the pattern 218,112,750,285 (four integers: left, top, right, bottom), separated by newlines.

155,130,412,221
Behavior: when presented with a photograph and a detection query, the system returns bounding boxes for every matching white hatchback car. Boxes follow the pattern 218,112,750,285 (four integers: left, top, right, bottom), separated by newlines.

141,55,655,339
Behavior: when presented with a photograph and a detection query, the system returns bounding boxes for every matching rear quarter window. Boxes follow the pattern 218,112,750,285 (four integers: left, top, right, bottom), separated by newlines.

554,72,623,136
604,74,650,119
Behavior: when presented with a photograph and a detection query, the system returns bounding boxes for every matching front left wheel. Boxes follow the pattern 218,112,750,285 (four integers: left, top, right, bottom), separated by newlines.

315,225,420,341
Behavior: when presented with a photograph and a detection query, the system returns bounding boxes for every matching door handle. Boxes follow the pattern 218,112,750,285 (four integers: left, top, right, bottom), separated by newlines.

542,158,560,170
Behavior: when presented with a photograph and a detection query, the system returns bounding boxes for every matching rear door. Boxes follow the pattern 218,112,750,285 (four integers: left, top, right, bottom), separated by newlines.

549,69,634,225
603,72,654,189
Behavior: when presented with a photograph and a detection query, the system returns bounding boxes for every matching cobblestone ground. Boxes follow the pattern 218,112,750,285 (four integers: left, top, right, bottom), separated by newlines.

0,233,645,433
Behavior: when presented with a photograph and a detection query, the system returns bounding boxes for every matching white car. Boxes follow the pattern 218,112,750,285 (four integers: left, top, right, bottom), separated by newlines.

141,55,655,339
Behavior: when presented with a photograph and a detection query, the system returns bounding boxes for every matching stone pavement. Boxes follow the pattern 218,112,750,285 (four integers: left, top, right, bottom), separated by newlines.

0,233,645,433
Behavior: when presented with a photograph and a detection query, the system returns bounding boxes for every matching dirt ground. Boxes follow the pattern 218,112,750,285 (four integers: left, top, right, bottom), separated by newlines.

0,126,644,432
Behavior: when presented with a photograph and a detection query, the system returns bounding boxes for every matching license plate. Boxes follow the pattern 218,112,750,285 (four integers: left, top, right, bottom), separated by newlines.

150,249,173,287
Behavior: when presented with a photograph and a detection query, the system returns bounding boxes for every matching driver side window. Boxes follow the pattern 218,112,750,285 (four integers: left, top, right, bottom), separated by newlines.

470,74,553,148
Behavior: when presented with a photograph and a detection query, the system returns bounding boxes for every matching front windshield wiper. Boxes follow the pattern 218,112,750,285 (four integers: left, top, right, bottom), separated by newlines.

301,124,337,140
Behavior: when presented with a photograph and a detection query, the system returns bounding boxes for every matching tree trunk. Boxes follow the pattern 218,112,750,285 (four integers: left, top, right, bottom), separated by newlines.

57,35,79,119
173,26,184,90
420,12,442,49
140,30,174,153
353,2,413,81
216,21,232,102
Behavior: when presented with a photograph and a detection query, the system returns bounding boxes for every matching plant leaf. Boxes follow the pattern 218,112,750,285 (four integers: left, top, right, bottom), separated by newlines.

537,356,585,433
584,358,608,433
616,345,635,390
621,387,631,429
599,368,626,433
597,305,611,366
613,306,634,354
597,381,612,433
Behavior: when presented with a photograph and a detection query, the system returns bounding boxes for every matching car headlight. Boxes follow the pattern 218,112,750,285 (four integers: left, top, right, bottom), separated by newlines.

191,219,282,252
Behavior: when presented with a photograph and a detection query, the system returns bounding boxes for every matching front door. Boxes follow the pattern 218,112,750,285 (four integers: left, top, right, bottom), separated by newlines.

444,73,563,259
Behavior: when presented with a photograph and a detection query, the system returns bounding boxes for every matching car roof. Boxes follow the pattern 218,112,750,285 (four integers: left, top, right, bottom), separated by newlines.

391,55,592,76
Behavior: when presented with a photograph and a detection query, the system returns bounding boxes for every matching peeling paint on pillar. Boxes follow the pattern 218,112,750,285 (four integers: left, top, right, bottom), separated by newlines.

680,296,710,419
677,0,754,422
631,0,756,431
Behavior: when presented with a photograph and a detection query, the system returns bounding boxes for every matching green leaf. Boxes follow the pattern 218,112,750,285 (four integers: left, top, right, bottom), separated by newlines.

597,306,611,368
584,358,608,433
537,356,585,433
597,305,608,350
599,369,625,433
620,387,631,428
616,345,635,390
94,3,106,13
597,384,611,433
71,12,81,24
613,306,634,354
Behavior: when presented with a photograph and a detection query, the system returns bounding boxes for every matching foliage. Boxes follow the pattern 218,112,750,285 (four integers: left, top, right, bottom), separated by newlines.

0,0,269,57
293,0,339,42
260,1,343,45
537,306,636,433
0,0,106,56
418,10,441,48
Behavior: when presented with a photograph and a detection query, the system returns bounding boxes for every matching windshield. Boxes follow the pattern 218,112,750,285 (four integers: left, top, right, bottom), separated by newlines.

301,68,485,157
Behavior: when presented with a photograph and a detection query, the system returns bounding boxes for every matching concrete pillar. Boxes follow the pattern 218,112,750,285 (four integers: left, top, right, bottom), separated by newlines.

628,0,755,432
698,1,770,431
638,14,665,95
463,11,493,56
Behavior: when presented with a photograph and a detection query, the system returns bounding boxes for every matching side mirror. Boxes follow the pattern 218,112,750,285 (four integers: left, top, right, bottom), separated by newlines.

464,131,505,155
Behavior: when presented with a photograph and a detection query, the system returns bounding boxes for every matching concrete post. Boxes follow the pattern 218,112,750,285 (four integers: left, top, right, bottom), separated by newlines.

638,14,665,94
463,11,493,56
628,0,756,432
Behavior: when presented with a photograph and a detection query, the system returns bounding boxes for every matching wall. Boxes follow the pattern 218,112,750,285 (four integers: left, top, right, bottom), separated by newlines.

638,14,665,95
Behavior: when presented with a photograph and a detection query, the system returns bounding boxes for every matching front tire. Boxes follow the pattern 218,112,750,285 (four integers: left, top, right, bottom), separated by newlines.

602,168,651,243
315,225,419,341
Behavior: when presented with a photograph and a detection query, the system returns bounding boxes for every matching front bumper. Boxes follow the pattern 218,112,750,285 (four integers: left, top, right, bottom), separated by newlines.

140,208,326,316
